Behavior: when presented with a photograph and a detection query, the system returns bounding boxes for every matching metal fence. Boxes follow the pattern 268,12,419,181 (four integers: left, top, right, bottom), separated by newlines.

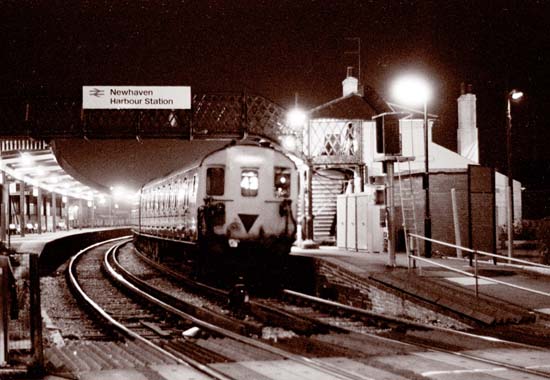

409,233,550,298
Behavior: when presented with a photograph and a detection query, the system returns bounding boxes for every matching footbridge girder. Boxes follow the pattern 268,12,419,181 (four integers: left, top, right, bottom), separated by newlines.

0,93,300,148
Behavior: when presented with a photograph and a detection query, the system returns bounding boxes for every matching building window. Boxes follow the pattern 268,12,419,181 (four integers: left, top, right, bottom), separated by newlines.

241,169,259,197
323,134,340,155
344,122,356,155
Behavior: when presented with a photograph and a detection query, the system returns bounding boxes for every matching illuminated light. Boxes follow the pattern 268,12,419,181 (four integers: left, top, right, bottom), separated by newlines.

241,170,259,196
20,153,33,166
287,108,307,128
280,135,297,151
114,204,119,209
34,166,47,176
87,201,93,207
280,176,287,184
241,171,259,190
98,197,106,205
510,90,524,100
62,196,68,203
391,74,432,106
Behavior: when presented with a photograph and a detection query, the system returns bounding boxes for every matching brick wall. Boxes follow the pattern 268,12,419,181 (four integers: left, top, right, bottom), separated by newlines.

316,259,471,329
393,170,492,257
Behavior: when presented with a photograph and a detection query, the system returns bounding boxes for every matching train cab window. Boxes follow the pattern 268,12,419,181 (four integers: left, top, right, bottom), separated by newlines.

274,167,291,198
241,169,259,197
206,167,225,196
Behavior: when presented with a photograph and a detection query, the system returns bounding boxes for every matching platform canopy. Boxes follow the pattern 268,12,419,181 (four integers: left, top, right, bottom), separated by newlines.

0,149,102,200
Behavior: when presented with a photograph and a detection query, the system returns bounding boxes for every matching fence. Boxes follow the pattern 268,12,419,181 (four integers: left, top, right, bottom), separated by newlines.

0,252,42,376
408,233,550,298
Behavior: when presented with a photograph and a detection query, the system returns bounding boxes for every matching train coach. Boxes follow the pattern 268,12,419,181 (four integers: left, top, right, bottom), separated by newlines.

134,140,299,286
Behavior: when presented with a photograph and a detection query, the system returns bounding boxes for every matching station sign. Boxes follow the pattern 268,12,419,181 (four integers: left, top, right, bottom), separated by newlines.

82,86,191,109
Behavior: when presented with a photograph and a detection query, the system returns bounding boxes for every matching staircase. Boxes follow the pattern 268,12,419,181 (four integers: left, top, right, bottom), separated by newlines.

312,172,348,243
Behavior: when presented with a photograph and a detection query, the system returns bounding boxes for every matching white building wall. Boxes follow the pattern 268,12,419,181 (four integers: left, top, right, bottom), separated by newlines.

484,171,522,230
361,121,384,176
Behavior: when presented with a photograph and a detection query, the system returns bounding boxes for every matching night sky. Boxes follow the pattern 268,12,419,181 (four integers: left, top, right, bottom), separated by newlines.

3,1,550,217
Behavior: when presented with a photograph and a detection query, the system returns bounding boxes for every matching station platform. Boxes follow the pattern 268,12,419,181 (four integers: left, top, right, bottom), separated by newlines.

291,244,550,322
7,227,131,256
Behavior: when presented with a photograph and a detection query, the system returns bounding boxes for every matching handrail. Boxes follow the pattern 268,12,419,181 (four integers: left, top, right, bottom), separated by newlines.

409,233,550,270
408,233,550,299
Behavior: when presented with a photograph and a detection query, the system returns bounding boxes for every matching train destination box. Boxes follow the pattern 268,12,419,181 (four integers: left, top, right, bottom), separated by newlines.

83,86,191,109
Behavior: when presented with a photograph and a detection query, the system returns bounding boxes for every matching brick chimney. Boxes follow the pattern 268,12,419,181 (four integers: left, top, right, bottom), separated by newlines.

457,83,479,163
342,66,359,97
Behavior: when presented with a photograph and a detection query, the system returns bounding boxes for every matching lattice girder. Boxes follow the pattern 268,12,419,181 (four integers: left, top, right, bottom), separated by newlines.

0,94,300,154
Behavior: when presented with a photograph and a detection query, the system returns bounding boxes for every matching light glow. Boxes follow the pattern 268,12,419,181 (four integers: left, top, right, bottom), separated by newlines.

510,90,524,100
287,108,307,128
20,153,33,166
280,135,297,151
391,74,432,106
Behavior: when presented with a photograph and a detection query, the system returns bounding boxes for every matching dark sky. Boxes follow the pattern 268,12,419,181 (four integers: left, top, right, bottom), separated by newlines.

3,1,550,217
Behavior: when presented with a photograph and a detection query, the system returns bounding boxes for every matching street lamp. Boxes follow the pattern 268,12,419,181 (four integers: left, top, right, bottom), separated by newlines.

506,89,524,261
287,106,317,248
391,74,433,257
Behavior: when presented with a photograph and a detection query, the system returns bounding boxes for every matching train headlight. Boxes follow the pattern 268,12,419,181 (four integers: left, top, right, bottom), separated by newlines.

228,239,240,248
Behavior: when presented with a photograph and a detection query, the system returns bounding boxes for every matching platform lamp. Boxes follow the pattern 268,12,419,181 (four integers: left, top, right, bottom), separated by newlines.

391,74,433,257
287,106,317,248
506,89,524,261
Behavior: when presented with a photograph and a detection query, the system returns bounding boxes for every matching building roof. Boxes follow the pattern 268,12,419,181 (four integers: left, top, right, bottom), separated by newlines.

309,93,379,120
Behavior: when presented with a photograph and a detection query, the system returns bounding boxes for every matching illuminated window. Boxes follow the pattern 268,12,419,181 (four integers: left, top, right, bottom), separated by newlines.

206,167,225,196
274,167,291,198
241,169,259,197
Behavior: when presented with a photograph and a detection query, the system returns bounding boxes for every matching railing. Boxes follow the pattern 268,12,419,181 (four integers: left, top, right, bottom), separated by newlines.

408,233,550,298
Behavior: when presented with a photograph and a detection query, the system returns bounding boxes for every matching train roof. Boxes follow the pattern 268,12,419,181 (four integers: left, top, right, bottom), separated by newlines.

140,139,296,190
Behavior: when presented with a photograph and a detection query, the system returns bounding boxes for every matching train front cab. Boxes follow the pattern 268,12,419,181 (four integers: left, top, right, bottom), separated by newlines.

197,145,298,286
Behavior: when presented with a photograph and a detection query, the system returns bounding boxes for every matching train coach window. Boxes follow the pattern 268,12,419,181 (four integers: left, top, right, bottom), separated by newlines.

206,167,225,196
241,169,259,197
274,167,291,198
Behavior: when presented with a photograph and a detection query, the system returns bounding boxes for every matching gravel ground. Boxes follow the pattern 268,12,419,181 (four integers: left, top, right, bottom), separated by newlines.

117,244,232,317
40,262,110,346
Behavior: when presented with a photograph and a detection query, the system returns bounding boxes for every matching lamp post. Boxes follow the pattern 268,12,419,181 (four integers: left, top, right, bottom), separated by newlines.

391,75,432,257
287,107,317,247
506,89,524,261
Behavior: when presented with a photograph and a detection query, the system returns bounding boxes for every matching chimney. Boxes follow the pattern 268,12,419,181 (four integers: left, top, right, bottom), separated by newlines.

342,66,359,96
457,83,479,163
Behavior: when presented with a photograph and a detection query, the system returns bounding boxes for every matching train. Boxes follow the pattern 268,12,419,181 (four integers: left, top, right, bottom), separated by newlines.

134,140,299,288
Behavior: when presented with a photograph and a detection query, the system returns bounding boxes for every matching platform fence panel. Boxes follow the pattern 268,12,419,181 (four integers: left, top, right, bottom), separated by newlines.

3,251,42,373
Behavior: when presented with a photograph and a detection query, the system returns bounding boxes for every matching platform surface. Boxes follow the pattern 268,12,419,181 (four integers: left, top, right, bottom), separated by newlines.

7,227,130,255
291,244,550,315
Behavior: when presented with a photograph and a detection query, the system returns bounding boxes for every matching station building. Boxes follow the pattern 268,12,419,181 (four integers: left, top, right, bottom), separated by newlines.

301,71,522,255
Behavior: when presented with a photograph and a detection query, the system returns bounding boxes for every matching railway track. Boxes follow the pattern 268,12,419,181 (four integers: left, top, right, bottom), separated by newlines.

68,238,406,380
124,242,550,380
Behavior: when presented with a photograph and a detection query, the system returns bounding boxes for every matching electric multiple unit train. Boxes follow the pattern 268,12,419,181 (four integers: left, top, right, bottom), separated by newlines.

135,141,298,284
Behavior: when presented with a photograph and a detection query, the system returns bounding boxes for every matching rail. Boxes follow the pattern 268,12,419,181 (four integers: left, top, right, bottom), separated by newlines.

408,233,550,298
